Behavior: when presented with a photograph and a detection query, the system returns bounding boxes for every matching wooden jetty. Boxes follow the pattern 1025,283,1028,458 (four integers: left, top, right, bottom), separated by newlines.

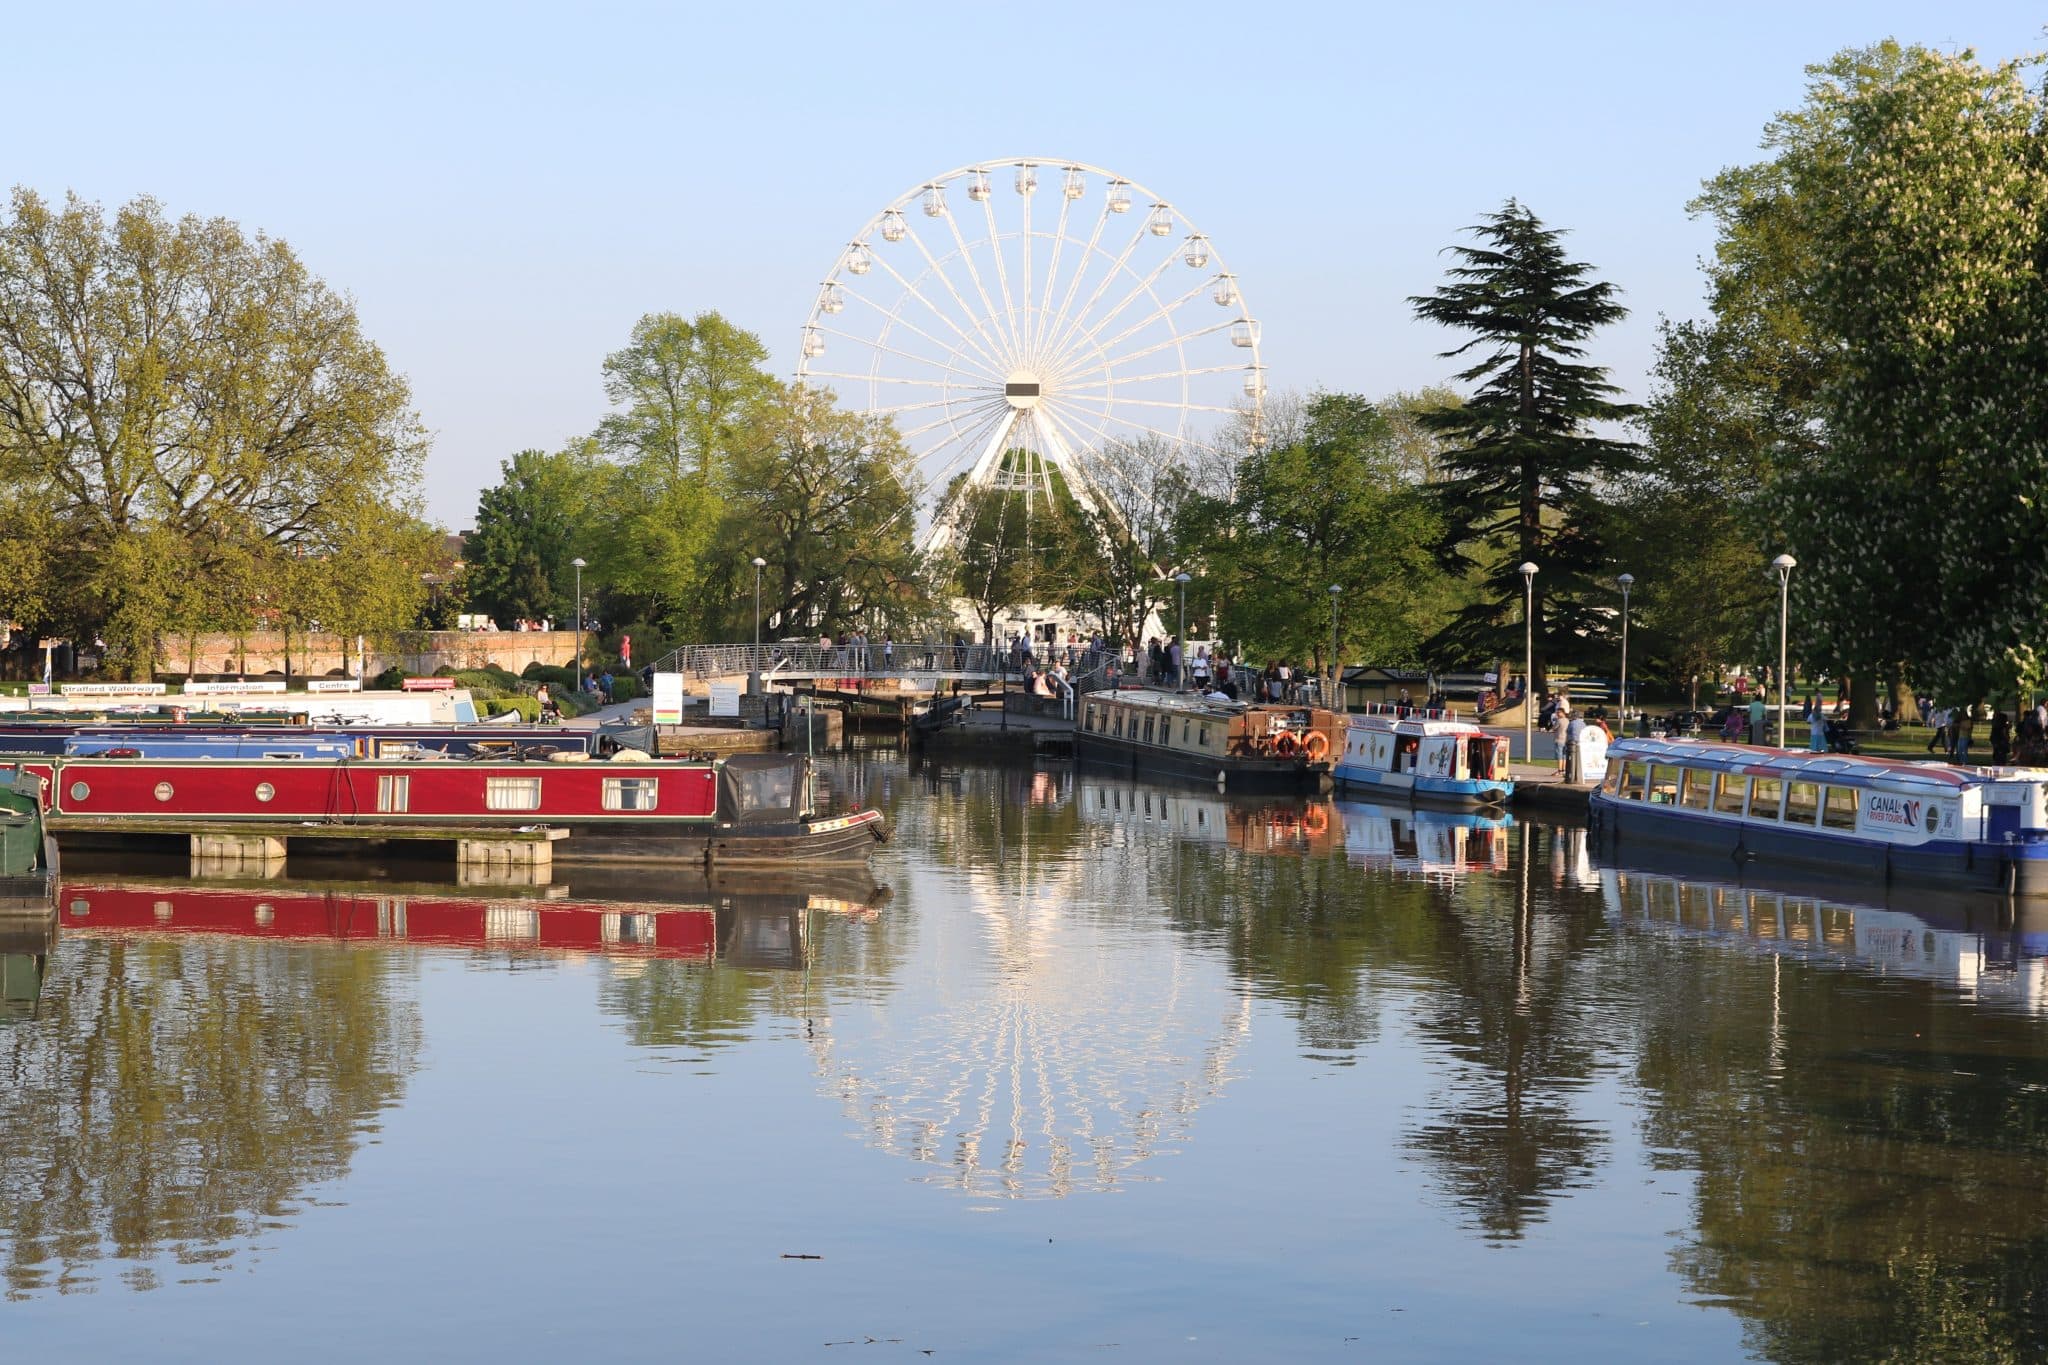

43,814,570,881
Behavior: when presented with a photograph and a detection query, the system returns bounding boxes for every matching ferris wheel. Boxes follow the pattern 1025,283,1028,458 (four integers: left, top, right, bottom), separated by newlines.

796,157,1264,551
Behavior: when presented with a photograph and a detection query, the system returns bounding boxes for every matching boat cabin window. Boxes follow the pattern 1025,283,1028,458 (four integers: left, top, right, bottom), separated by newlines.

1113,712,1125,738
1647,764,1682,804
1749,776,1784,821
485,776,542,811
377,774,409,814
1601,764,1624,795
1616,761,1645,800
1198,723,1211,748
1713,774,1749,816
1182,718,1192,745
602,777,660,811
1784,781,1820,826
1679,768,1713,811
1822,785,1859,831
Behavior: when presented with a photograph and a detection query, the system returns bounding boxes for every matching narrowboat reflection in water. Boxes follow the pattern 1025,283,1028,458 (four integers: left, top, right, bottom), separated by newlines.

51,866,887,971
1337,798,1514,880
0,900,54,1022
1601,859,2048,1014
1076,778,1340,855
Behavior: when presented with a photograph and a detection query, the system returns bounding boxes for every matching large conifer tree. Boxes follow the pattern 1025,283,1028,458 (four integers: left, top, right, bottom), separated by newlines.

1409,202,1637,696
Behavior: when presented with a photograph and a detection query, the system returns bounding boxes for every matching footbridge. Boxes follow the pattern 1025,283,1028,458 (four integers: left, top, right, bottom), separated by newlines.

652,641,1122,687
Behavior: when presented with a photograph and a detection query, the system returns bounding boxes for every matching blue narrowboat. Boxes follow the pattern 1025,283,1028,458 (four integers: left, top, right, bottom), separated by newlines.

1589,738,2048,897
1333,711,1513,807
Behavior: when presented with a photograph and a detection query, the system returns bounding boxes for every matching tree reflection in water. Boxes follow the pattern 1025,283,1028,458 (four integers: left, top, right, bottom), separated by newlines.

0,936,418,1297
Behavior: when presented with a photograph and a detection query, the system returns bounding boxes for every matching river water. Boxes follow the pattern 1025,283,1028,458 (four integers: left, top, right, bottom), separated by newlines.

3,752,2046,1361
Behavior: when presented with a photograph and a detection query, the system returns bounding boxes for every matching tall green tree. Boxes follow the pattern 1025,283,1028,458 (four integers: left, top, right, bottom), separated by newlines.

718,384,925,640
1061,436,1199,649
597,310,776,489
1194,392,1444,676
0,189,429,675
1409,202,1638,695
1781,47,2048,713
1639,42,1919,718
463,446,598,627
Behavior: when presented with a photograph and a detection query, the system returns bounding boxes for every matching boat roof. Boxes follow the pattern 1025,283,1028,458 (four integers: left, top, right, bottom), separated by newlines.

1345,712,1490,738
1097,688,1330,720
1608,737,2048,791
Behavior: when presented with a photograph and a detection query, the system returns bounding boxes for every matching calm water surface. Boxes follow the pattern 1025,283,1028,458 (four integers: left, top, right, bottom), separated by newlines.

3,753,2047,1361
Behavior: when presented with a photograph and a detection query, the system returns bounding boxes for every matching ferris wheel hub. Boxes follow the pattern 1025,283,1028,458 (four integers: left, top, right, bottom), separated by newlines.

1004,372,1043,410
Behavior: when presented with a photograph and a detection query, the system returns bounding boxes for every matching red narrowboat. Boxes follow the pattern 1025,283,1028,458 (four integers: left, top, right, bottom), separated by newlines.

24,750,884,865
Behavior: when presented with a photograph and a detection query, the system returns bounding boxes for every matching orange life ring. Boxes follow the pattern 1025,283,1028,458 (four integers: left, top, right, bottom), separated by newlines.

1269,731,1298,757
1302,731,1330,761
1303,805,1329,835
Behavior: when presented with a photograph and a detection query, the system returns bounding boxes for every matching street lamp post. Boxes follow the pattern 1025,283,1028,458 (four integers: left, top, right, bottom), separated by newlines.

571,557,587,693
1772,554,1796,747
1174,572,1191,691
750,556,767,696
1617,572,1635,722
1328,584,1343,713
1520,562,1538,763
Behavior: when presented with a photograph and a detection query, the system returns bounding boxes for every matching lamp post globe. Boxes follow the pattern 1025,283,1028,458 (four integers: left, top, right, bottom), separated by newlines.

571,557,587,693
1519,563,1538,762
1616,572,1635,721
1772,554,1797,747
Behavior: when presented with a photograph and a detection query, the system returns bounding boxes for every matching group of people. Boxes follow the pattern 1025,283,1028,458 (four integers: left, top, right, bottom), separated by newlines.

1921,700,2048,766
1541,693,1614,778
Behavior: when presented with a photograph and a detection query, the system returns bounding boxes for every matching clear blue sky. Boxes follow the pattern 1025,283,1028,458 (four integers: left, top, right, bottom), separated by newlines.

8,2,2041,525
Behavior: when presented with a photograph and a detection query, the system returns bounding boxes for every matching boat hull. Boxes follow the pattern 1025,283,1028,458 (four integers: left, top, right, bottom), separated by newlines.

1333,764,1511,808
1593,794,2048,896
1076,732,1330,793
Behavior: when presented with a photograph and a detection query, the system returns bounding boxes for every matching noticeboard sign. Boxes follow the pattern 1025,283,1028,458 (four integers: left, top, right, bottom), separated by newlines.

652,672,685,726
707,683,740,719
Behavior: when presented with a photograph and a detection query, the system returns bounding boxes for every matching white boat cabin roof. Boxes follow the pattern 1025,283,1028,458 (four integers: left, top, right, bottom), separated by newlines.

1608,737,2047,794
1345,712,1492,740
1094,688,1318,721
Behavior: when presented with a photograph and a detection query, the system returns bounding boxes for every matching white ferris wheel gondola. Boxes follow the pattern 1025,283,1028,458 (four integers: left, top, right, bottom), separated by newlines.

795,157,1265,555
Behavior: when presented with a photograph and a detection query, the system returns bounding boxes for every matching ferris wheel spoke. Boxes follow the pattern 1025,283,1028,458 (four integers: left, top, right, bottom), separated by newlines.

814,326,997,386
938,207,1017,368
862,395,983,420
1063,394,1242,417
866,235,1012,378
1038,216,1153,374
1043,246,1182,374
1020,178,1034,355
977,189,1023,362
799,369,973,389
1059,361,1247,391
1033,191,1076,359
896,395,1011,444
1078,318,1239,375
1052,279,1210,372
1083,409,1225,456
836,285,1006,382
1047,197,1115,363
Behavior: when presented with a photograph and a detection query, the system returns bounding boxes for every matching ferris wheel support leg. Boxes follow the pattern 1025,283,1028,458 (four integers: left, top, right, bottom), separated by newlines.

922,409,1023,556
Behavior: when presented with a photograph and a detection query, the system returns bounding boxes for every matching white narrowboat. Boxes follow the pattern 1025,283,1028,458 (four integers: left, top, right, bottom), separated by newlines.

1589,739,2048,897
1333,711,1514,807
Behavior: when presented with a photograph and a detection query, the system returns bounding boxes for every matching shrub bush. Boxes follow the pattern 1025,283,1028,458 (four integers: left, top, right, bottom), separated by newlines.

373,665,406,691
521,662,578,691
610,675,644,702
481,696,540,722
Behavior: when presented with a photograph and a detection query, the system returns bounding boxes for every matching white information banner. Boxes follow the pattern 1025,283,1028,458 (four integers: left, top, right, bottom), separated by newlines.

183,680,288,695
707,683,740,719
652,672,686,726
61,682,167,696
